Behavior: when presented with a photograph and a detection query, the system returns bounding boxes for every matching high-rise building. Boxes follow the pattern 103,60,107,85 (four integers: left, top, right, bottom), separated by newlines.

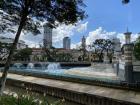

63,37,71,49
43,23,53,48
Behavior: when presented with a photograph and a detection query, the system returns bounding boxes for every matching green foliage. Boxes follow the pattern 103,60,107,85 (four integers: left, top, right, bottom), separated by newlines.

0,0,3,7
56,53,72,62
13,48,32,61
91,39,114,62
134,40,140,60
0,94,64,105
0,0,86,95
0,42,11,52
44,48,57,62
44,48,72,62
0,42,12,60
1,0,86,32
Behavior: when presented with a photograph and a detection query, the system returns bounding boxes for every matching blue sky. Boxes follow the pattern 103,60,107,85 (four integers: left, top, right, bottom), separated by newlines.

70,0,140,48
85,0,140,32
1,0,140,48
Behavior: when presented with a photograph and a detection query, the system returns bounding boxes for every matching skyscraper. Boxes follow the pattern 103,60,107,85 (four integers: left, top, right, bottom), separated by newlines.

63,37,71,49
43,23,53,48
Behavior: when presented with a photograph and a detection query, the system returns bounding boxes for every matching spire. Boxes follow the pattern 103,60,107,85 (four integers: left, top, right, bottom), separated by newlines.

124,27,132,44
127,27,129,33
82,35,85,39
82,36,86,42
124,27,131,34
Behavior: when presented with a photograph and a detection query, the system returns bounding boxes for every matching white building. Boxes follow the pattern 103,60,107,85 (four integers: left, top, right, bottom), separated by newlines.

63,37,71,49
43,23,53,48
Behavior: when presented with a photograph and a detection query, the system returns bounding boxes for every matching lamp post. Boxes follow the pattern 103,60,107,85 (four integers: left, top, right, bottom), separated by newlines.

122,0,130,4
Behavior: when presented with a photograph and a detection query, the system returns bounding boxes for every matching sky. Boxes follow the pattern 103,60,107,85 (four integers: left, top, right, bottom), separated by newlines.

1,0,140,48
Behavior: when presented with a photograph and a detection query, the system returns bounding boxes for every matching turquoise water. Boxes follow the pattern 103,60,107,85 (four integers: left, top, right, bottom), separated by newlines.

1,63,120,83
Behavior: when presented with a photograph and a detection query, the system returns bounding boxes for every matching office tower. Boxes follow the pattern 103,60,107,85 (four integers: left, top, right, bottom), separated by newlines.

43,23,53,48
63,37,71,49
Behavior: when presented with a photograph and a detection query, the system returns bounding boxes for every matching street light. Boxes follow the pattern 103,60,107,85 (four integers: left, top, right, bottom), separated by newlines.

122,0,130,4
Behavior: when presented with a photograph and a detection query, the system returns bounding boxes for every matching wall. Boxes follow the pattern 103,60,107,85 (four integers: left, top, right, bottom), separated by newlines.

6,79,140,105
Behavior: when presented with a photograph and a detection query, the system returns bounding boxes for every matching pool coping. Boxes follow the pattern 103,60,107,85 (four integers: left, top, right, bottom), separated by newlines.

2,73,140,105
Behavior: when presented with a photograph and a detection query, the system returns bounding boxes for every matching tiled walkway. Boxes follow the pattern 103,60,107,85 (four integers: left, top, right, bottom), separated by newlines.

1,73,140,104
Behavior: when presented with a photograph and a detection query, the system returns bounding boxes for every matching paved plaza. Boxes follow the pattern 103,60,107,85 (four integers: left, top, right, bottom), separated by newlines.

0,73,140,104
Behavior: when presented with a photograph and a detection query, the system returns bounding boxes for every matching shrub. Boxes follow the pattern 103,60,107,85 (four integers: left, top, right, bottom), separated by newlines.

0,93,64,105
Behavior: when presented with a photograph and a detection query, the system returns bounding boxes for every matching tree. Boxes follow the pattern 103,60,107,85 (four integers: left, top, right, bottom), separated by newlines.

0,0,86,95
56,53,72,62
134,36,140,60
91,39,114,62
13,48,32,61
43,47,58,62
0,42,11,61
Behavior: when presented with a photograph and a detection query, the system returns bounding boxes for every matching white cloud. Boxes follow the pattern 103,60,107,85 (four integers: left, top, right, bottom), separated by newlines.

1,25,139,49
21,33,43,48
71,27,139,49
52,21,88,48
24,21,89,48
77,22,88,32
0,22,88,48
52,24,76,48
71,42,81,49
0,25,43,48
117,33,139,45
86,27,117,45
86,27,139,46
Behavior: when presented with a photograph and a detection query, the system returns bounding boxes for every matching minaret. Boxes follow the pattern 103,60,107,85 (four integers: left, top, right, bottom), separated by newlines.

81,36,86,61
81,36,86,50
123,28,133,83
124,28,131,44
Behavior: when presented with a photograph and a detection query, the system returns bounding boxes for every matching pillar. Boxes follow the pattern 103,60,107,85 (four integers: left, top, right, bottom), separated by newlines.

112,38,121,72
124,44,133,83
114,51,121,75
124,30,134,83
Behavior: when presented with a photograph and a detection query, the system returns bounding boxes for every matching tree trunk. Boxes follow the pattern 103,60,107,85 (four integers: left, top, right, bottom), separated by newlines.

0,11,28,95
99,53,103,62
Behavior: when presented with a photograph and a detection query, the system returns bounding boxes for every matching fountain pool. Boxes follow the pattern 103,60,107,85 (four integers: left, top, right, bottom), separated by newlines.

5,62,120,82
